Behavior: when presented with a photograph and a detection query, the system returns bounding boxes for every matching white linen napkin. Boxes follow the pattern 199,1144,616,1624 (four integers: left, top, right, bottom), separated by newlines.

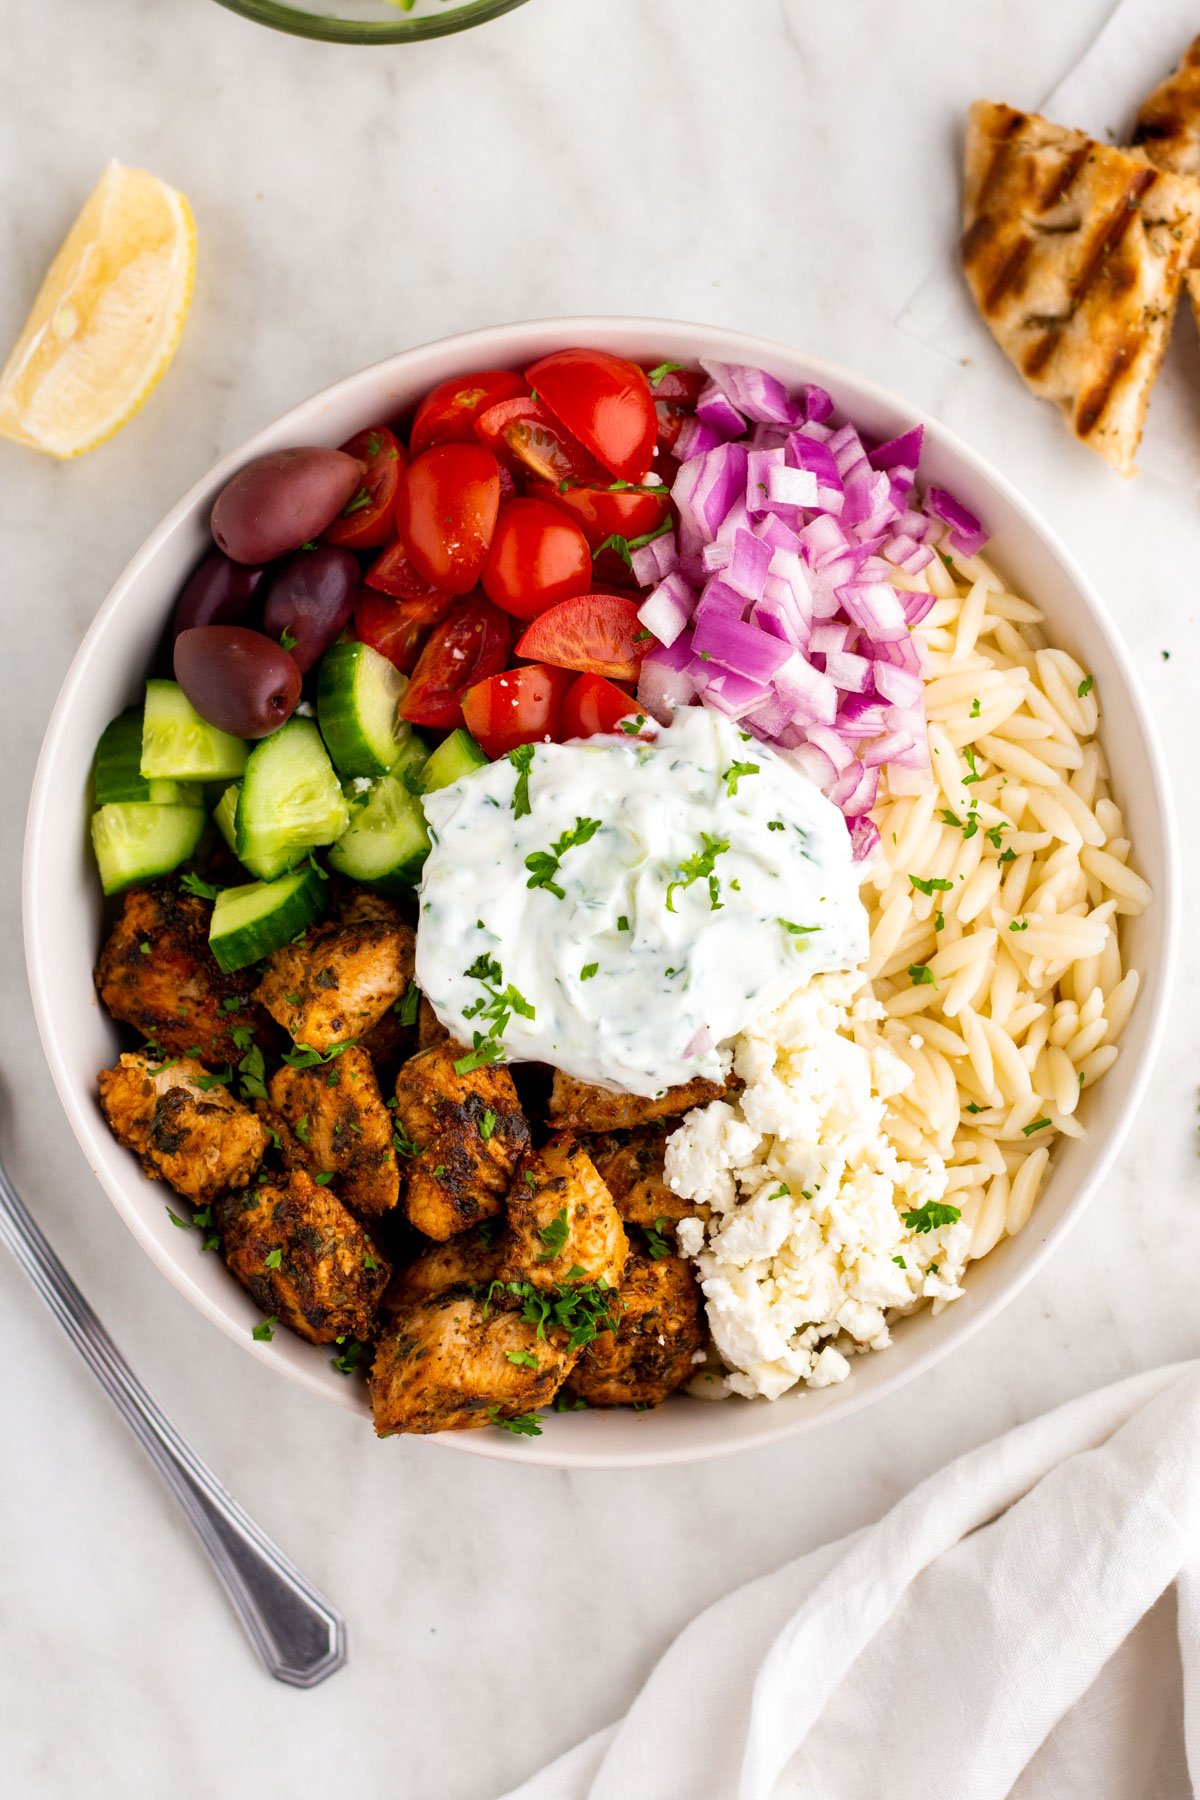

898,0,1200,487
499,1361,1200,1799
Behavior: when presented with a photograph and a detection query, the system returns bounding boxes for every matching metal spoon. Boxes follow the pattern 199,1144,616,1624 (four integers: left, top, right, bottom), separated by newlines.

0,1153,347,1687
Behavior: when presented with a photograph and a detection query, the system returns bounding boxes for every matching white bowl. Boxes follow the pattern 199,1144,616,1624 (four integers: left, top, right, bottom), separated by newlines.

24,318,1178,1468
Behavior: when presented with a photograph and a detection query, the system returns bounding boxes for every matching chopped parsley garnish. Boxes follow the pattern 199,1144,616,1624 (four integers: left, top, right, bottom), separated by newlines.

393,1125,420,1158
618,714,648,734
985,822,1008,850
766,1183,789,1201
908,963,937,987
592,516,673,570
394,984,421,1026
617,914,630,932
265,1248,283,1269
901,1201,961,1234
965,1102,985,1114
280,1039,358,1070
139,940,152,956
331,1340,365,1375
646,360,686,386
236,1041,268,1103
643,1218,671,1259
363,1253,378,1271
665,833,729,913
580,962,599,982
767,819,785,831
1022,1117,1052,1136
910,875,954,896
195,1066,233,1091
1077,675,1093,699
251,1316,277,1342
505,1349,540,1370
508,743,534,817
722,760,758,796
934,912,945,931
487,1407,542,1436
166,1207,190,1229
478,1109,497,1141
969,698,981,718
780,920,819,936
279,628,297,652
294,1114,311,1144
1009,918,1029,932
313,1171,335,1186
180,871,221,900
998,847,1016,864
341,485,373,516
961,746,982,786
537,1207,570,1262
455,953,535,1074
892,1255,907,1269
525,816,601,899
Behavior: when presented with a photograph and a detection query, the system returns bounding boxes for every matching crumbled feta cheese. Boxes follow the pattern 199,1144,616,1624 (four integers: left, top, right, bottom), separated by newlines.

667,972,969,1400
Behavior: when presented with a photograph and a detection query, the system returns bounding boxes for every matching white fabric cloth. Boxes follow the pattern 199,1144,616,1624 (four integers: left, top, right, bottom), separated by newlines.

898,0,1200,487
499,1361,1200,1799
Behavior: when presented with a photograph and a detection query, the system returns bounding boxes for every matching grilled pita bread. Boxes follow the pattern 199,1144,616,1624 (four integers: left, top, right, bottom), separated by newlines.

962,101,1200,475
1132,36,1200,182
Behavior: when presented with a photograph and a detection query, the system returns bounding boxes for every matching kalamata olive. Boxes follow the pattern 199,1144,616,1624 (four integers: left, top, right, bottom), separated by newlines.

260,544,359,673
210,447,365,565
174,626,302,739
171,550,266,641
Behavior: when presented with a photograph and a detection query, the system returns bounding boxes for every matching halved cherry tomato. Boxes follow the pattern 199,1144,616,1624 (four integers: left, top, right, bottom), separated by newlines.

397,444,501,595
354,588,457,675
474,396,603,485
528,477,672,551
526,349,657,484
409,370,528,458
364,537,444,603
514,593,647,681
641,363,704,406
461,662,574,759
482,498,592,622
400,595,512,730
322,426,406,550
561,673,645,739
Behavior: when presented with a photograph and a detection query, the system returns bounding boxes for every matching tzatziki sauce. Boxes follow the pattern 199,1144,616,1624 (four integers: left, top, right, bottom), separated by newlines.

415,705,869,1096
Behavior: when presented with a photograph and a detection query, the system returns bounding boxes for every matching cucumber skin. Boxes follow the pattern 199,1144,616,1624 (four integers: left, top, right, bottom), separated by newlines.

213,784,240,853
90,803,205,897
94,708,200,806
235,718,350,882
317,642,410,779
328,773,430,896
209,867,328,975
141,681,248,782
422,728,487,793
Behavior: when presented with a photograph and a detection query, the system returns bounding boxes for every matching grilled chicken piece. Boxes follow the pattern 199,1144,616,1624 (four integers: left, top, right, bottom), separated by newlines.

1133,36,1200,182
500,1134,628,1294
548,1071,728,1134
369,1289,574,1435
254,909,415,1051
216,1169,389,1345
394,1042,528,1240
98,1052,269,1202
95,882,262,1066
266,1045,399,1219
565,1247,704,1408
588,1125,699,1228
383,1229,501,1310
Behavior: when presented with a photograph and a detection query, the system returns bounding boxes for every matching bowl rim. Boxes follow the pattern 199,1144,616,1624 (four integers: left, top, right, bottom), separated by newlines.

23,315,1180,1468
210,0,529,44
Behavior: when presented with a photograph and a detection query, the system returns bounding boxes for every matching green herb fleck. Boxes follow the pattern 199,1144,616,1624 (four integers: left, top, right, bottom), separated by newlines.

901,1201,962,1234
251,1316,277,1342
508,743,534,818
908,963,937,987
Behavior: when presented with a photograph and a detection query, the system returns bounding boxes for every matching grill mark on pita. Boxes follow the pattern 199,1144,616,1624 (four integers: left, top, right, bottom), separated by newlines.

1023,330,1062,379
981,234,1033,311
1076,336,1142,438
1070,168,1158,304
1038,143,1090,211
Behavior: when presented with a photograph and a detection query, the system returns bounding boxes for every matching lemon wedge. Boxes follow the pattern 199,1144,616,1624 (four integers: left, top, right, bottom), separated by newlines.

0,161,195,459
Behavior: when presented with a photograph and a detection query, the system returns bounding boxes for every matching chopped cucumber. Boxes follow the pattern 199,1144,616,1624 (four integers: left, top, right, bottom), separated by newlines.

235,718,350,881
209,867,328,974
90,803,205,897
94,708,201,806
213,784,240,853
317,642,414,779
422,728,488,793
141,680,248,782
327,773,430,895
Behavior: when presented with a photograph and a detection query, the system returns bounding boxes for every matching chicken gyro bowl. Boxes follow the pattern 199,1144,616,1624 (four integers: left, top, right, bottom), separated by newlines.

24,321,1175,1468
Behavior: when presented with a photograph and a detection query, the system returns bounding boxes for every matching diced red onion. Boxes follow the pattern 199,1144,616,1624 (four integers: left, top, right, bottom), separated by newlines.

699,359,796,427
691,613,794,683
696,666,772,720
808,620,850,655
823,650,872,693
774,653,837,725
724,529,772,604
926,486,987,556
672,442,748,542
768,464,819,510
795,384,834,425
803,723,857,775
872,659,924,707
850,817,881,861
835,580,908,642
696,382,746,437
682,1025,714,1060
694,576,745,623
630,528,678,588
674,416,726,461
869,426,924,474
637,571,694,648
637,637,697,723
746,448,785,514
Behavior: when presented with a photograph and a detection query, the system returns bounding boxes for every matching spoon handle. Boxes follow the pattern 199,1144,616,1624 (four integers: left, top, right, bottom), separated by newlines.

0,1158,346,1687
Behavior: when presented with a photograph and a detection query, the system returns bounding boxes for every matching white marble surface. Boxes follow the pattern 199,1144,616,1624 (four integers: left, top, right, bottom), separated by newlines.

2,0,1198,1794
